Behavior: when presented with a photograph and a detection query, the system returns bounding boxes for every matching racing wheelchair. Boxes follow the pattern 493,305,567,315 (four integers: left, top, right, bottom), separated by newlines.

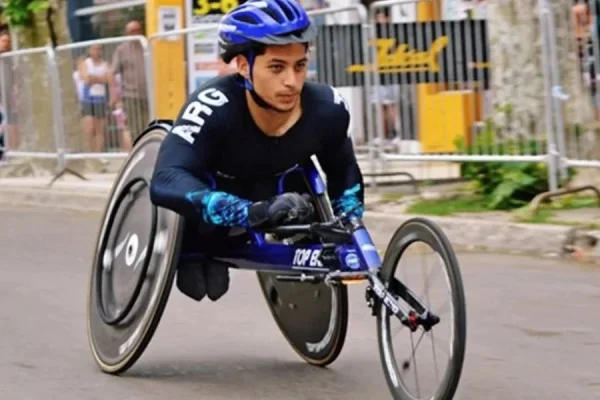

86,121,467,400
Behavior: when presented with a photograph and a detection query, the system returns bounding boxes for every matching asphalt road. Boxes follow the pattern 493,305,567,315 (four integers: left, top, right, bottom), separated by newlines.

1,206,599,400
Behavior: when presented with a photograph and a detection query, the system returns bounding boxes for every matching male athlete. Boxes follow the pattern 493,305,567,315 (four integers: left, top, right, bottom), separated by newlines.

149,0,364,303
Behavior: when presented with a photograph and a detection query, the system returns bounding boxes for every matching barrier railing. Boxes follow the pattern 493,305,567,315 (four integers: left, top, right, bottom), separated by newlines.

146,6,378,184
368,0,555,188
147,24,220,126
307,4,377,183
3,2,600,195
548,0,600,177
53,35,153,164
0,46,63,164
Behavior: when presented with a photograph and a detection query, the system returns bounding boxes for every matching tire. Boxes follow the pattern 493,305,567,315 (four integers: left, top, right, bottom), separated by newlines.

86,127,184,375
256,164,349,367
376,217,467,400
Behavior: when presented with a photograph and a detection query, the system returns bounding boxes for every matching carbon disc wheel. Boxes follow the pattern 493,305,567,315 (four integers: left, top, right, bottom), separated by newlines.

86,127,184,374
257,163,349,367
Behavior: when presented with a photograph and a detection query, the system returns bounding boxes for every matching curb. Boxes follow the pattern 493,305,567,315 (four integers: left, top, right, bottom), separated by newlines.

1,185,599,263
364,211,586,259
0,186,109,214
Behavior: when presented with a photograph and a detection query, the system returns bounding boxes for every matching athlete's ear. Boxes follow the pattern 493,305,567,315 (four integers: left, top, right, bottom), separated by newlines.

236,55,250,80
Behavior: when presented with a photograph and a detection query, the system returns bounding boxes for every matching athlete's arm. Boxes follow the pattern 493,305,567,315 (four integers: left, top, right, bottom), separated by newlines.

149,89,256,227
316,91,365,218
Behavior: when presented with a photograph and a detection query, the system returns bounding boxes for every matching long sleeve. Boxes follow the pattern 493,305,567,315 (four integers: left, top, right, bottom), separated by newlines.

315,89,365,218
149,89,255,227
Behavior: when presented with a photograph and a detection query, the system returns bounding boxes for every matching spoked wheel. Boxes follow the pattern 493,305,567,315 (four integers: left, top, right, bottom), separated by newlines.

377,217,466,400
256,163,349,367
86,126,184,374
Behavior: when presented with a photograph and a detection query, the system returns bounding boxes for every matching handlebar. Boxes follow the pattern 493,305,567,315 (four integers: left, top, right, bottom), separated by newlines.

256,202,364,239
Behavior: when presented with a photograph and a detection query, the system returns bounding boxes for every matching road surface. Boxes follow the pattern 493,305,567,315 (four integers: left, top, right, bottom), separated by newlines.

1,206,599,400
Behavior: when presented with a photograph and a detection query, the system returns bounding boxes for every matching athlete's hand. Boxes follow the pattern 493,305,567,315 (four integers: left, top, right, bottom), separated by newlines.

247,192,314,228
268,193,314,225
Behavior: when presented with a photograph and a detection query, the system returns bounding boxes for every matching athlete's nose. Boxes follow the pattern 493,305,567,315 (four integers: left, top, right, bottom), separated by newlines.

282,68,299,88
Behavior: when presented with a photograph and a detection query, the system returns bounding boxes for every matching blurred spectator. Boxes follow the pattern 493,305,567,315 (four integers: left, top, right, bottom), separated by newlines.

0,103,4,162
112,72,132,151
573,0,600,119
369,9,400,145
110,20,149,140
0,30,18,153
573,0,592,42
78,44,113,152
73,56,85,102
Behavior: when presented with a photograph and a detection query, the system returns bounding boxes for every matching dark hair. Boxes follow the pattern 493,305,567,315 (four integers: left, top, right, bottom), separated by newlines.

376,8,390,18
223,40,310,64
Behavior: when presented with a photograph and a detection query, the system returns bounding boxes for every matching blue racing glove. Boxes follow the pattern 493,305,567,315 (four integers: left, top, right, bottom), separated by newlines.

331,184,364,219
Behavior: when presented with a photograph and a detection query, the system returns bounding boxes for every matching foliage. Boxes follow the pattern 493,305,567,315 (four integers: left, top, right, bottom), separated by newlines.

455,113,576,211
0,0,50,27
406,196,490,216
90,5,146,38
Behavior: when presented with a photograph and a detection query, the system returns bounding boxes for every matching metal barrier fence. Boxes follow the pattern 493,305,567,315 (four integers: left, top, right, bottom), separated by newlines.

145,5,378,184
307,4,373,163
2,0,600,193
147,24,220,133
53,35,154,162
550,0,600,176
370,0,558,188
0,47,63,162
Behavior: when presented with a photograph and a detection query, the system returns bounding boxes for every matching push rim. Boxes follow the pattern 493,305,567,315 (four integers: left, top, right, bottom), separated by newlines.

95,176,157,326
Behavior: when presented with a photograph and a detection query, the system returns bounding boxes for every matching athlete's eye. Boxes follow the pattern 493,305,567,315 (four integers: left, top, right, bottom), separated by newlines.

269,64,284,73
295,62,307,71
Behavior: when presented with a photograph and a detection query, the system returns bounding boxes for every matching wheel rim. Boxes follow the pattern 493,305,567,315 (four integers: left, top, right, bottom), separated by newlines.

87,131,182,370
379,226,463,400
256,168,348,365
95,177,157,326
258,272,344,362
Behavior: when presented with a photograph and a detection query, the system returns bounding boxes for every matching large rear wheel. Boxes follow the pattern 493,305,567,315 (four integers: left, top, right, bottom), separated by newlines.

257,164,349,367
86,126,184,374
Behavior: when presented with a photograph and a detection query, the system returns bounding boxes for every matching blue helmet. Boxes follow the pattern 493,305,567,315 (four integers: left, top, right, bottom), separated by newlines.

218,0,317,63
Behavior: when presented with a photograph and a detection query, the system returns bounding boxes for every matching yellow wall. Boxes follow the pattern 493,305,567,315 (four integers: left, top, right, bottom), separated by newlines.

145,0,187,120
416,0,481,153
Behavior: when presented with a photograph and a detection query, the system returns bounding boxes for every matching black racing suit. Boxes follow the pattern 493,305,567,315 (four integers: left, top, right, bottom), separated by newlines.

149,73,364,254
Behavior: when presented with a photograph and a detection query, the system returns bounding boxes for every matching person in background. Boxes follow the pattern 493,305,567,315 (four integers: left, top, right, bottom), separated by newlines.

0,103,5,162
78,44,113,153
110,20,149,140
111,72,132,152
73,56,85,102
573,0,600,119
72,55,88,153
0,30,18,152
370,9,400,146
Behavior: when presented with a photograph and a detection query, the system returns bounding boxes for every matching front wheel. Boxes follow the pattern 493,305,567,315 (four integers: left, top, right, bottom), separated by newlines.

377,217,467,400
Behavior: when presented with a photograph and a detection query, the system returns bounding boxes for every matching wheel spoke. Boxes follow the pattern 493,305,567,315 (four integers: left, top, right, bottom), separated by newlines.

435,298,451,316
418,257,441,302
429,328,441,384
426,331,450,357
409,331,422,398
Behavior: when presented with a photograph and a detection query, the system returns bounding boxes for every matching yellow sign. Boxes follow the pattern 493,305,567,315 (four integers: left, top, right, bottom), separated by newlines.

347,36,449,73
193,0,240,16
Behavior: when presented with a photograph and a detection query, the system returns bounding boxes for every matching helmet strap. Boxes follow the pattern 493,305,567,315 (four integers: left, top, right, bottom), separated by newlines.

244,49,289,113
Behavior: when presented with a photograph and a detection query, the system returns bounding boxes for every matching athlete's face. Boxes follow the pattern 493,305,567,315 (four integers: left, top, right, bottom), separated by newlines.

239,43,309,112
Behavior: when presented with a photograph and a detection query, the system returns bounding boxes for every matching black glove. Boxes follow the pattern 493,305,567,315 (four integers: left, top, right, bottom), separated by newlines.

248,192,314,228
